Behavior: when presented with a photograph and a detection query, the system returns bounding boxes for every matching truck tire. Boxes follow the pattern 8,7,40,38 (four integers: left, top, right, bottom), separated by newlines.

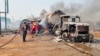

89,34,93,43
61,32,68,41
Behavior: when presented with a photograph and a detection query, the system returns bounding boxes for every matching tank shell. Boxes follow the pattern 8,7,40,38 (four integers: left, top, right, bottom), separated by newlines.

47,10,65,24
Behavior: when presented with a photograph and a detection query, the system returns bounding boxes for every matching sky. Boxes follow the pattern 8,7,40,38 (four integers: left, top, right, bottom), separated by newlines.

0,0,85,21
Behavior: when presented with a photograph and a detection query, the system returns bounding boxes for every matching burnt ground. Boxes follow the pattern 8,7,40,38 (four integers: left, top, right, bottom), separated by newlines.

85,38,100,51
0,34,100,56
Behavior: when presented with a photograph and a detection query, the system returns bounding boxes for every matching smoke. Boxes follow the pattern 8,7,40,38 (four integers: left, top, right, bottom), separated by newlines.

40,9,47,18
77,0,100,22
48,1,83,24
49,0,100,29
74,0,100,29
50,0,100,23
50,1,82,15
50,2,65,12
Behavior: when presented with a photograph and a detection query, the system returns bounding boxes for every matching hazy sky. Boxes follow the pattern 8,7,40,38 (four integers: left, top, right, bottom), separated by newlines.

0,0,85,21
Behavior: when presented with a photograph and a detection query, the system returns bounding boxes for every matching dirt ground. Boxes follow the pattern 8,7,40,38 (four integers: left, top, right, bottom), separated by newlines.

0,34,100,56
93,32,100,38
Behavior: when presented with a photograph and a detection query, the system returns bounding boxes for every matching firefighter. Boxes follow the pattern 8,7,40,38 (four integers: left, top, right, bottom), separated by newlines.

21,22,28,42
34,22,39,36
30,21,39,38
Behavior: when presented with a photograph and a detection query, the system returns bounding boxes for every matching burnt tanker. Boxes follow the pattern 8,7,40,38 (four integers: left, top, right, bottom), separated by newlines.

47,10,65,25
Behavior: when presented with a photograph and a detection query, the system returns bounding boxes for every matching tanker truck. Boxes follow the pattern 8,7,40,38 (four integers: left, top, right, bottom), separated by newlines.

46,10,65,34
47,10,93,42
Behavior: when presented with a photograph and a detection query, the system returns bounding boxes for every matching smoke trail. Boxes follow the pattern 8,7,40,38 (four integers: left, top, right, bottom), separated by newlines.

48,1,83,24
48,0,100,29
50,1,82,15
77,0,100,22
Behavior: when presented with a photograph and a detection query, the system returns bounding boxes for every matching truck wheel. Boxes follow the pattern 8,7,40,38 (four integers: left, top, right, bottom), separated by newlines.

77,36,83,42
74,37,78,42
61,32,68,41
89,34,93,43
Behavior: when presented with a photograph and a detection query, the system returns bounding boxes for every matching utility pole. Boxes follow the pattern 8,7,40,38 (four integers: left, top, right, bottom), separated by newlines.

5,0,7,30
0,13,1,35
0,0,9,34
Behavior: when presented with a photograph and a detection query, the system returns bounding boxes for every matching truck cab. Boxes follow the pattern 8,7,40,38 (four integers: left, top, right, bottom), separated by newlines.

55,15,93,42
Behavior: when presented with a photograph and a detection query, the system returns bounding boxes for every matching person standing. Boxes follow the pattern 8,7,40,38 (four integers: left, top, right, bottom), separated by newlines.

30,21,35,38
21,22,28,42
30,21,39,38
34,22,39,36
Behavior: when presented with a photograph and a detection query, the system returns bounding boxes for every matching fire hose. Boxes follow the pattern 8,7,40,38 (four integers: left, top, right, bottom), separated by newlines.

0,29,20,48
63,42,93,56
